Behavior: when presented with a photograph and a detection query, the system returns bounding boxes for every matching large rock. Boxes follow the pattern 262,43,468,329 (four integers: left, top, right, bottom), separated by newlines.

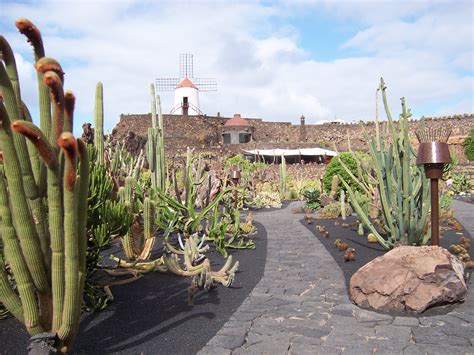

349,246,467,313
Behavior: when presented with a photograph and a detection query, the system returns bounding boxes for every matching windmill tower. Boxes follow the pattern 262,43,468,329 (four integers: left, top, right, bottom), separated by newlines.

156,54,217,116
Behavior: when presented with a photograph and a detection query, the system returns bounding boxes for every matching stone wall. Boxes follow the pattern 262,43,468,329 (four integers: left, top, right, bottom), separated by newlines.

112,113,474,163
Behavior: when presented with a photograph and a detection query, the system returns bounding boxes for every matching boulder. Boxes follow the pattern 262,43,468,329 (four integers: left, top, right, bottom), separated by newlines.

349,246,467,313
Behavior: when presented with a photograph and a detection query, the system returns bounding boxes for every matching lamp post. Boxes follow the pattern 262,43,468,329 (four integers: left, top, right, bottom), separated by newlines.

231,169,241,210
415,128,451,246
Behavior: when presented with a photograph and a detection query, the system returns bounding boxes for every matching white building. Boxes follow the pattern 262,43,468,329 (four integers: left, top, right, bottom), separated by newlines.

172,77,201,115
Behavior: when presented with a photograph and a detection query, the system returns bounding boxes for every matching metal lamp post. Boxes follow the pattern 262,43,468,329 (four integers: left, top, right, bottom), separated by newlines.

231,169,241,210
415,128,451,246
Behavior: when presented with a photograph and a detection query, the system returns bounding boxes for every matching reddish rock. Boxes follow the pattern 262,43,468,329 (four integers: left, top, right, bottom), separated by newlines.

349,246,467,313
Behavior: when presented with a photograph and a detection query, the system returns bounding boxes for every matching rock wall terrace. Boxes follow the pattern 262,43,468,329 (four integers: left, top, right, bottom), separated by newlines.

112,113,473,163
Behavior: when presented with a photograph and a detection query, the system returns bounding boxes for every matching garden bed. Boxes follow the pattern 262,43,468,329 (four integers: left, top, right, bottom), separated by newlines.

301,215,472,316
0,223,267,354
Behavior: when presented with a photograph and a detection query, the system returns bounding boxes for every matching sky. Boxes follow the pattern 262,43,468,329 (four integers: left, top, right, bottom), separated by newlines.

0,0,472,136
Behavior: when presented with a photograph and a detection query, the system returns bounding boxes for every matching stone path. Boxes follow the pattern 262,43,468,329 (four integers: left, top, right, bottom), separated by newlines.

199,201,474,355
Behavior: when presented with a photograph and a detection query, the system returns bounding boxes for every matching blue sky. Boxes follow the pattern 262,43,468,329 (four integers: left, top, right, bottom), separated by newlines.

0,0,472,135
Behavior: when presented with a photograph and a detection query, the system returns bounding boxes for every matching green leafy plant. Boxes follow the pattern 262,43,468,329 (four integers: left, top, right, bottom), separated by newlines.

463,128,474,161
451,172,473,194
323,152,360,195
302,187,321,211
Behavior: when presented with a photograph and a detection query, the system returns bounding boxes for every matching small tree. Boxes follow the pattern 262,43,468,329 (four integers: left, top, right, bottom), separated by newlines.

463,128,474,162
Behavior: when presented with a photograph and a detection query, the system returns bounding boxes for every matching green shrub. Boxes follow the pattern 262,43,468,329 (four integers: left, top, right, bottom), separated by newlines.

451,172,474,194
302,187,321,211
323,152,360,195
225,154,265,173
464,129,474,161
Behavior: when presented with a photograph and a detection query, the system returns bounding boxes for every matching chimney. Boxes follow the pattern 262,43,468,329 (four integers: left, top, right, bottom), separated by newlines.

299,114,306,142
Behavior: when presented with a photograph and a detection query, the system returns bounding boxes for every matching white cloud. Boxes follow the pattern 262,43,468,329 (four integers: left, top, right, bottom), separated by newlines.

1,0,472,136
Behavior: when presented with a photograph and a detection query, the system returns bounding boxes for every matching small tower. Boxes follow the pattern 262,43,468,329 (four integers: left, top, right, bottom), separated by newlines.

173,77,200,115
299,114,307,142
156,54,217,116
222,114,254,144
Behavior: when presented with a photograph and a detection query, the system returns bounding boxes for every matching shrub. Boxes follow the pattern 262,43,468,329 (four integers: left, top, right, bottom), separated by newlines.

463,129,474,161
451,172,474,194
225,154,265,173
323,152,360,195
302,187,321,211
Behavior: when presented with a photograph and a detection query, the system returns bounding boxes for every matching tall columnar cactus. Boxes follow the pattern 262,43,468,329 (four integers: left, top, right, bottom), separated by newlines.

340,190,346,220
279,154,287,198
329,175,339,199
147,84,166,192
94,82,104,165
341,78,430,250
0,19,89,353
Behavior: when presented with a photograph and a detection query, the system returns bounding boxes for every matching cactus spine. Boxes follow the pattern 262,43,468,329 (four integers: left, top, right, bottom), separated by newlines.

94,82,104,165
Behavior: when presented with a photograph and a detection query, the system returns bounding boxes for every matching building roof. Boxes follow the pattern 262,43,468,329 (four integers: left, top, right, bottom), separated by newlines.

176,77,198,89
224,114,251,127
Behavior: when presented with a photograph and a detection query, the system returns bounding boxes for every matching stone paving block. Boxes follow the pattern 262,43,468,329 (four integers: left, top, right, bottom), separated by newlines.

198,345,232,355
289,342,342,355
322,332,369,347
331,304,357,317
341,344,380,354
374,325,412,342
229,311,263,322
354,309,394,324
206,334,245,350
244,332,292,349
327,314,358,327
403,344,472,355
289,334,323,346
392,317,420,327
412,327,470,347
218,325,248,338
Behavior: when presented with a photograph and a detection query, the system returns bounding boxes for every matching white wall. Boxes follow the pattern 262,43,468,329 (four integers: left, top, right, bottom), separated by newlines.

173,87,200,115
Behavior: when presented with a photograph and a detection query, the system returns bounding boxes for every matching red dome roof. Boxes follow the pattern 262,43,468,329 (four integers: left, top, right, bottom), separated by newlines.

176,77,198,89
224,114,250,127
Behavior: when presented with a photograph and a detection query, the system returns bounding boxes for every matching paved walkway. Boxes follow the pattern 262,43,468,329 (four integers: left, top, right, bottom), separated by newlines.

199,201,474,355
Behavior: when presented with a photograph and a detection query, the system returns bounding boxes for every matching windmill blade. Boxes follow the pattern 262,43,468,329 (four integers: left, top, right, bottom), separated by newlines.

180,53,194,78
155,78,181,91
193,78,217,91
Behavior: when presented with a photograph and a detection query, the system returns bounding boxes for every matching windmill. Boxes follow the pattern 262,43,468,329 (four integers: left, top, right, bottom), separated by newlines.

156,54,217,116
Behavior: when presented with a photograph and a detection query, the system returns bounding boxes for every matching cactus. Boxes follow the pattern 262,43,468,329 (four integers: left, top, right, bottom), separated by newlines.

0,20,89,353
94,82,104,165
329,175,339,199
340,78,430,250
147,84,166,193
279,154,287,198
341,190,346,220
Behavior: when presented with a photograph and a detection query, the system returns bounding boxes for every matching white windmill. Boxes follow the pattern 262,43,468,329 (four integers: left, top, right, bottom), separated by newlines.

156,54,217,116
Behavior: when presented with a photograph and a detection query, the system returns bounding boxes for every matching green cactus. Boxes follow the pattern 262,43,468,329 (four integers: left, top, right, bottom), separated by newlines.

0,19,89,353
279,155,287,198
340,78,430,250
94,82,104,165
329,175,339,199
341,190,346,220
147,84,166,193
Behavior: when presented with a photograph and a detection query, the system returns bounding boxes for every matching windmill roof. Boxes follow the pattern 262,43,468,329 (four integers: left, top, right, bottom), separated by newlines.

176,77,198,89
224,114,251,127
